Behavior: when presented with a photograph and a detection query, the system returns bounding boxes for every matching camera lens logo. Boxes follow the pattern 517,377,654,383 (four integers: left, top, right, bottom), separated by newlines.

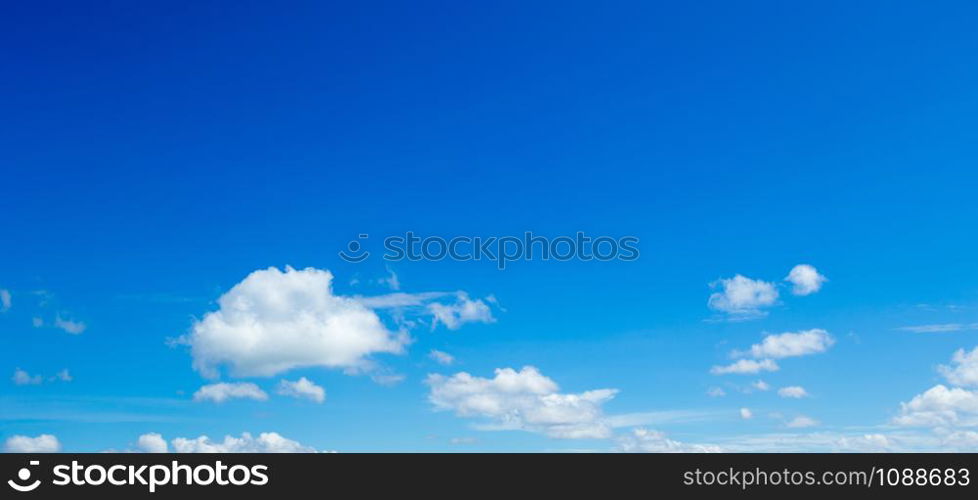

338,234,370,263
8,460,41,492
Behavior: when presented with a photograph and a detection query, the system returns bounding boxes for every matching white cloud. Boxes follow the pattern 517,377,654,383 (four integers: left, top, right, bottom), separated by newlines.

617,428,722,453
32,317,43,327
713,431,905,452
710,358,779,375
193,382,268,403
4,434,61,453
354,290,496,331
429,349,455,366
740,408,753,419
277,377,325,403
899,323,978,334
939,347,978,387
369,373,405,386
378,268,400,291
752,380,771,391
785,264,827,296
778,386,810,398
12,368,43,386
786,416,818,428
426,366,617,439
744,329,834,359
354,291,449,309
835,434,891,452
894,384,978,428
170,432,317,453
55,315,85,334
0,289,10,312
428,293,495,330
12,368,72,385
53,369,72,382
182,266,408,378
706,387,726,397
708,275,778,317
137,433,168,453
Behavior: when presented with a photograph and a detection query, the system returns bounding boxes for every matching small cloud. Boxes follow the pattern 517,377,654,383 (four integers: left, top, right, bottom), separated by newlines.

785,264,827,296
449,437,478,445
378,268,401,291
32,317,44,327
170,432,320,453
740,408,753,419
12,368,42,386
706,387,726,397
786,415,818,428
429,349,455,366
710,359,779,375
4,434,61,453
137,433,169,453
708,275,779,318
55,315,86,334
371,373,406,386
938,347,978,387
277,377,326,403
741,329,834,359
192,382,268,403
429,293,495,330
777,386,809,398
617,428,722,453
752,380,771,391
426,366,617,439
898,323,978,334
0,289,10,312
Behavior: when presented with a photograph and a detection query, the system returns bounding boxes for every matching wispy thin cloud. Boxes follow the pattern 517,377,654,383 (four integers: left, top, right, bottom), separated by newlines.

897,323,978,334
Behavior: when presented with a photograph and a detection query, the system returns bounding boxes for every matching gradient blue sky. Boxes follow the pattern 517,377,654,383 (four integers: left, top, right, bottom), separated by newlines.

3,1,978,452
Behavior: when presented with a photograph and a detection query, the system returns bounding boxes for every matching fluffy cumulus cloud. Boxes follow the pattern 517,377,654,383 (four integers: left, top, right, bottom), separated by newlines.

710,358,779,375
708,275,778,317
170,432,317,453
193,382,268,403
0,289,10,312
938,347,978,387
740,408,753,419
137,433,169,453
895,347,978,429
617,428,722,453
428,349,455,365
894,385,978,428
752,380,771,391
4,434,61,453
744,329,834,359
428,293,495,330
785,264,827,296
182,267,408,378
778,386,809,398
426,366,617,439
277,377,326,403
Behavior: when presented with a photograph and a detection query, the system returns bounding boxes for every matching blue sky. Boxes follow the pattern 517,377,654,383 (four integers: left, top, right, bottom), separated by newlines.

3,0,978,452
